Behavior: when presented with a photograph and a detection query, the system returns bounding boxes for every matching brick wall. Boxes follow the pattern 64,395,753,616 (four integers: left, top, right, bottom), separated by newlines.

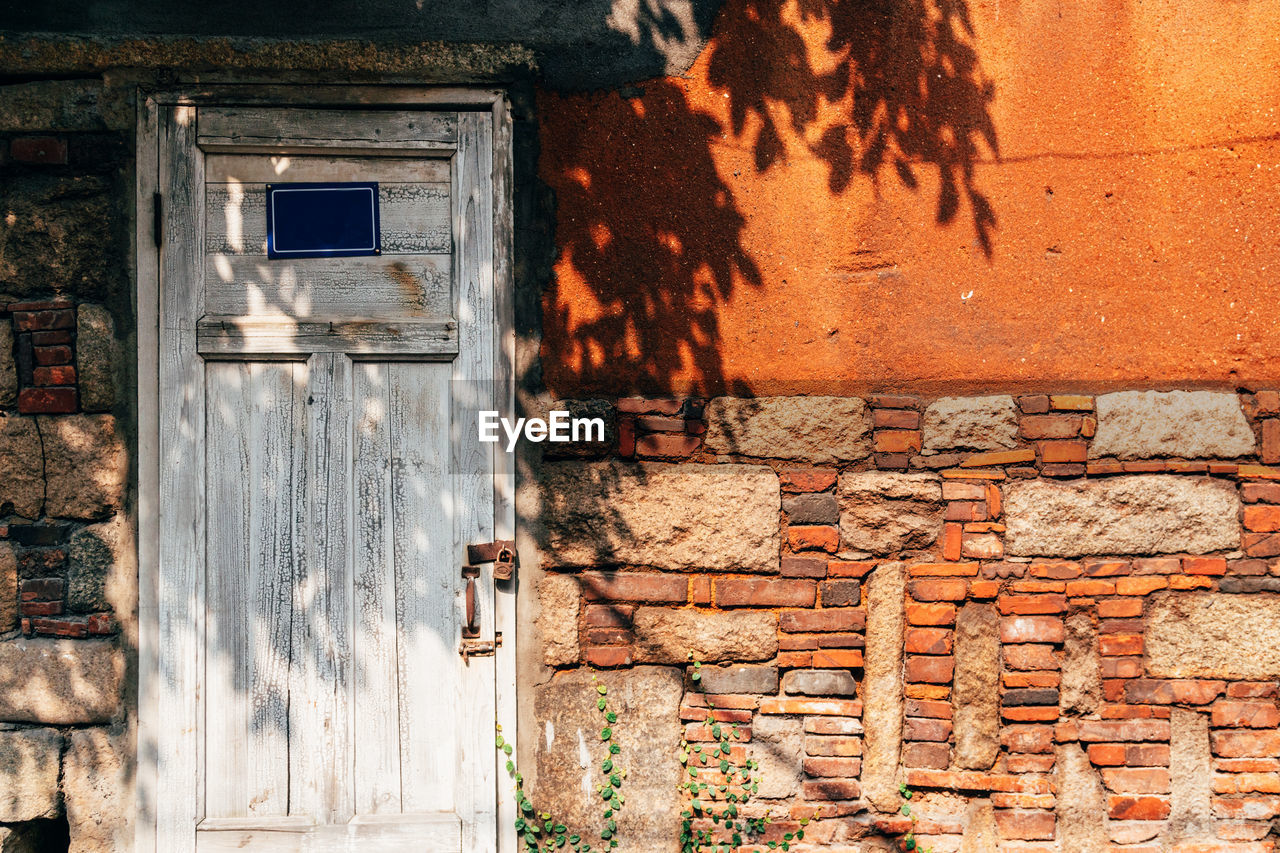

534,390,1280,852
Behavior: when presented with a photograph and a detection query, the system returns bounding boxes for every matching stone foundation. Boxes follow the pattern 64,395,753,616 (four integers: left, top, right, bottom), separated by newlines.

532,390,1280,852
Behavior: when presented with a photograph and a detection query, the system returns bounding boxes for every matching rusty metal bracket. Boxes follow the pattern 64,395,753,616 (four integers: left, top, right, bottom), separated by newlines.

467,539,516,581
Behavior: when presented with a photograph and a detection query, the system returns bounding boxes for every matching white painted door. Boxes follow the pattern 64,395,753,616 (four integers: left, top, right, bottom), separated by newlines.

154,103,501,852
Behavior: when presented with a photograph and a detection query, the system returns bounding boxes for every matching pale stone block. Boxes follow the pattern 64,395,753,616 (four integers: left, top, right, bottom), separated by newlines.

703,396,871,463
1091,390,1255,459
631,608,777,663
922,396,1018,452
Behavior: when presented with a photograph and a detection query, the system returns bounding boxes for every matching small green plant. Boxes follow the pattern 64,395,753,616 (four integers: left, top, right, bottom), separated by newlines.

498,673,623,852
894,782,935,853
679,657,806,853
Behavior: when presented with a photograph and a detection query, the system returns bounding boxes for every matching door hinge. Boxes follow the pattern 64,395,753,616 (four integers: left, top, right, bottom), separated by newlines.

153,192,162,248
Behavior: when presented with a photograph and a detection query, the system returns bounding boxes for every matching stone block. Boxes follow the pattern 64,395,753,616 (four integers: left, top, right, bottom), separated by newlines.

0,322,15,407
532,667,681,852
0,638,122,723
781,669,856,696
1091,390,1255,459
631,608,777,663
537,574,580,667
75,304,117,413
540,461,780,572
839,471,943,555
922,395,1019,452
0,416,44,518
64,727,131,853
0,728,62,822
782,493,839,525
749,715,803,799
0,80,106,131
1055,741,1107,853
953,603,1000,771
0,542,15,632
1147,593,1280,680
66,516,127,614
1004,476,1239,557
703,396,870,463
40,415,126,520
861,562,905,811
695,664,778,694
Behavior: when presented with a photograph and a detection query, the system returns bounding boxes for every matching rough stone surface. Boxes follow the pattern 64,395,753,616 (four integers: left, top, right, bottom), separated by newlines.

861,562,905,812
631,608,777,664
1166,708,1213,843
781,669,856,696
782,493,839,525
66,516,125,613
958,799,998,853
76,304,117,413
64,727,131,853
533,667,681,853
839,472,943,555
1056,741,1108,853
0,728,62,822
697,664,778,695
535,397,617,459
540,461,780,572
40,415,128,520
0,638,123,723
536,574,580,667
0,79,106,130
0,542,15,632
0,322,15,407
1004,476,1240,557
922,396,1019,452
0,416,44,518
703,396,870,463
749,715,803,799
1060,613,1101,714
1091,390,1255,459
952,603,1000,771
1147,593,1280,679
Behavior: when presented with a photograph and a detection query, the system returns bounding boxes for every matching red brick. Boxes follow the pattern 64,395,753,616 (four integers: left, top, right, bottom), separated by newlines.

690,576,711,605
1002,706,1060,722
586,627,630,644
635,414,684,432
942,522,963,561
1097,598,1143,618
907,602,957,625
10,137,68,164
1099,634,1143,656
20,601,62,617
869,394,919,409
1087,743,1127,766
634,432,700,458
903,716,953,742
86,613,117,635
905,627,953,655
909,578,968,601
1264,419,1280,465
1125,679,1225,705
873,430,921,453
1244,532,1280,557
993,809,1055,840
1107,795,1170,820
684,723,751,742
1010,579,1066,593
1020,414,1083,440
1018,395,1050,413
780,608,864,633
678,706,752,723
969,579,1001,598
30,330,72,346
1076,719,1170,742
1101,658,1143,680
1000,616,1064,644
826,560,874,578
759,697,860,716
904,769,1053,794
1039,440,1087,463
802,757,862,777
1243,483,1280,503
1244,506,1280,533
781,556,828,578
905,655,954,683
945,500,988,522
1101,768,1171,794
1114,576,1167,596
910,561,979,576
617,416,636,457
1082,559,1131,576
873,409,920,429
986,482,1003,518
1229,683,1280,699
616,397,682,415
1030,561,1080,579
998,594,1067,615
811,649,863,668
787,525,839,552
907,698,953,719
902,742,950,769
17,387,76,414
780,468,837,492
1004,644,1058,671
32,365,76,386
802,779,861,801
818,632,863,648
717,578,815,607
1213,701,1280,729
585,646,632,667
1065,579,1115,596
580,572,686,603
30,617,87,637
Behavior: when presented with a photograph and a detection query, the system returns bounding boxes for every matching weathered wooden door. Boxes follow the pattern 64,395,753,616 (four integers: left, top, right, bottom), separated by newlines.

152,102,503,852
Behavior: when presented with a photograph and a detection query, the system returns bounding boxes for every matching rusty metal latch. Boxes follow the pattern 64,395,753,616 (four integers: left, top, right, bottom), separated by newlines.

467,539,516,581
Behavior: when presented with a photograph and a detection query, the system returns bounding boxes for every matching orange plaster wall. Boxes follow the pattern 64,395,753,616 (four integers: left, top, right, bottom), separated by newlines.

538,0,1280,397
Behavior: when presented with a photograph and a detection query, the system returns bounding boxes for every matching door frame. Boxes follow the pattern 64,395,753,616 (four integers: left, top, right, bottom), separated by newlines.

135,85,517,853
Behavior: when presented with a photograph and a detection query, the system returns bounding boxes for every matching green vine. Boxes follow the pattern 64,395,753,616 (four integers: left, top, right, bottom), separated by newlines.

497,673,623,852
679,657,806,853
895,782,934,853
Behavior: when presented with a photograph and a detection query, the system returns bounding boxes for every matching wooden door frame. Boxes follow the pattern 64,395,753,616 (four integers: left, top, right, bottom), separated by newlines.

135,85,517,853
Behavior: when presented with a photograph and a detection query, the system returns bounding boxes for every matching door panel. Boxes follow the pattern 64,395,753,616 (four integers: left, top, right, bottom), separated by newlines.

156,103,500,853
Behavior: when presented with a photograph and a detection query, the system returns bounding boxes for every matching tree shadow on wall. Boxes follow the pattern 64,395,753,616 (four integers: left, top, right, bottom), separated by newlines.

538,0,999,397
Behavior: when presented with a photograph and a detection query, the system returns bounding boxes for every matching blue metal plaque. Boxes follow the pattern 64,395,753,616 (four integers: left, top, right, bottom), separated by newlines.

266,182,381,259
